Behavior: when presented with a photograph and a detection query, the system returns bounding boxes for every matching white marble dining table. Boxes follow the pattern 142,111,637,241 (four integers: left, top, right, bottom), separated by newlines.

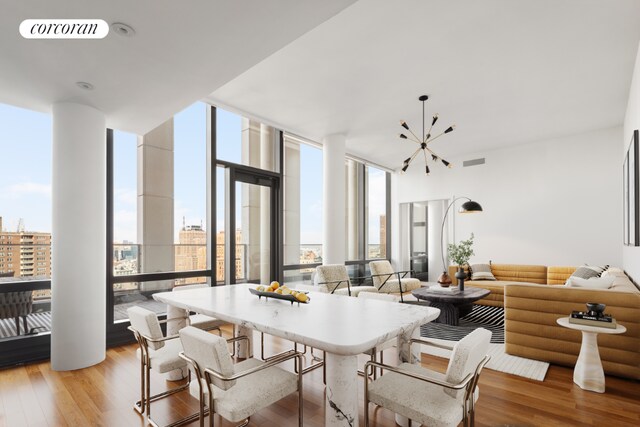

153,284,440,427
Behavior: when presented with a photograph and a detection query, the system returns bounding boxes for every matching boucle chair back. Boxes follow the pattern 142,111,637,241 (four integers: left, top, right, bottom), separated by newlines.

127,306,165,351
315,265,351,293
369,260,394,290
445,327,492,398
179,326,236,390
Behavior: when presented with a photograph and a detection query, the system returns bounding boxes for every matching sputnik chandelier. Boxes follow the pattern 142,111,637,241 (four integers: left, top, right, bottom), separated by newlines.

399,95,455,174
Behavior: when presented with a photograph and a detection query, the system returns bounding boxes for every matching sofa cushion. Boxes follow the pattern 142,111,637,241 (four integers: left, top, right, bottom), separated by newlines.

547,266,577,285
490,264,547,284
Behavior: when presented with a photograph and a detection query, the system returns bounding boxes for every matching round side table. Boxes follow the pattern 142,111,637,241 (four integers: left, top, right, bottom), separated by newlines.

556,317,626,393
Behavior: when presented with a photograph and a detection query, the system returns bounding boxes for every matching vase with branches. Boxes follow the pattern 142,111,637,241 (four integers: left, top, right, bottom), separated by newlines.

447,233,474,290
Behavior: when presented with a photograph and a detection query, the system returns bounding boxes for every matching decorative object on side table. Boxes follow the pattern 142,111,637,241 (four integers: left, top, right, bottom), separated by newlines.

437,197,483,285
570,303,617,329
447,233,475,291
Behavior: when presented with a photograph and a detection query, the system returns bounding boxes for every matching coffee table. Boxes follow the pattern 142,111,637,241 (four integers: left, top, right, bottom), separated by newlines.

411,286,490,325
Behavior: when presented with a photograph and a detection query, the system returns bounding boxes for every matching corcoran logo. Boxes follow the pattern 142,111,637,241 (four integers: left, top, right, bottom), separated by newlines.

19,19,109,39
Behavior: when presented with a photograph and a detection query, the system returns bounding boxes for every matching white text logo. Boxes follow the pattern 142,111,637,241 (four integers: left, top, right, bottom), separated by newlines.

20,19,109,39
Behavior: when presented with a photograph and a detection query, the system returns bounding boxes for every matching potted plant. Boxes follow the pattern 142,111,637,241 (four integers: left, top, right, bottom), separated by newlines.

447,233,475,291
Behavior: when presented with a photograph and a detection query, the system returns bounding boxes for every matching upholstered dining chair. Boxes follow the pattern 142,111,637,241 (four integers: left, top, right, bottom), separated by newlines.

127,306,200,427
315,264,378,297
369,260,421,301
364,328,492,427
179,326,304,427
0,290,33,335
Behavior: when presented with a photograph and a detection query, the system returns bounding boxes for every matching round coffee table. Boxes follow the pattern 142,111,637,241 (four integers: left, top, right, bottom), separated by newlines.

556,317,626,393
411,286,490,325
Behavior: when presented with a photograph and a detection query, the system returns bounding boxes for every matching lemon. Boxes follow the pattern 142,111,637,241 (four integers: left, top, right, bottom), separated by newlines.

256,285,265,292
295,293,308,303
275,288,283,294
281,287,292,295
266,286,274,293
270,281,280,290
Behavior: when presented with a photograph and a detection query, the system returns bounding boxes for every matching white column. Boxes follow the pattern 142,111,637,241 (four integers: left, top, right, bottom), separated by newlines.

260,124,273,284
322,134,346,265
428,200,445,282
345,160,359,260
51,102,106,371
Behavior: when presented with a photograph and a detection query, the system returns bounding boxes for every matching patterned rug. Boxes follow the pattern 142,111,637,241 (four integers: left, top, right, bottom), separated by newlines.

419,304,549,381
420,304,505,344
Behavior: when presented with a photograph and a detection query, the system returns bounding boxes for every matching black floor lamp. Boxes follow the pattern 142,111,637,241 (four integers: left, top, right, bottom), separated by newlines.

437,197,483,284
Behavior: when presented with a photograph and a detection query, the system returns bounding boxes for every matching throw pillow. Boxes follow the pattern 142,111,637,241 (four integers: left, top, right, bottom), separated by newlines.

582,264,610,276
565,276,615,289
571,265,605,280
470,263,496,281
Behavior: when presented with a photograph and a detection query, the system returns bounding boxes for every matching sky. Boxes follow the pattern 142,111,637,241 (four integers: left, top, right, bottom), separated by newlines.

0,101,384,246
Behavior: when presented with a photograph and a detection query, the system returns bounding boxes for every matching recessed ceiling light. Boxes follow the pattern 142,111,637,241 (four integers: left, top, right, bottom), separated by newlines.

111,22,135,37
75,81,94,90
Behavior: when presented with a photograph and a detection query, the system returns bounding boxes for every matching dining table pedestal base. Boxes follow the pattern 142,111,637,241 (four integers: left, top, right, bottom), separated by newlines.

325,353,358,427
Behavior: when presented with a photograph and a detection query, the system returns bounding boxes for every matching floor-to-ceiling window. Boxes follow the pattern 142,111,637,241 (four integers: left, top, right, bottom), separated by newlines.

344,159,391,280
107,102,211,343
0,103,53,365
215,106,281,285
282,135,323,286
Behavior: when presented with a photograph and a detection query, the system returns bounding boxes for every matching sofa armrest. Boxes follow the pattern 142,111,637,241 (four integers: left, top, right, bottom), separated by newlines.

504,283,640,380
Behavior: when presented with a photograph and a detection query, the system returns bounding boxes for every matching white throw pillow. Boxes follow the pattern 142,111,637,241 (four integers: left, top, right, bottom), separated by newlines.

565,276,615,289
470,263,496,281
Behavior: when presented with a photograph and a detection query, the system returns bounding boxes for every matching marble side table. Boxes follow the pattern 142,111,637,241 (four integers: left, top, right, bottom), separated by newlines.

556,317,626,393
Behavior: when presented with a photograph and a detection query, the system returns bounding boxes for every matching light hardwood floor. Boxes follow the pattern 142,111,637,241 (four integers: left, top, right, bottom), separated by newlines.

1,328,639,427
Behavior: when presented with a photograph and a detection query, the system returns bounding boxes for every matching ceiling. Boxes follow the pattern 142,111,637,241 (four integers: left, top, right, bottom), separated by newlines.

0,0,356,134
209,0,640,168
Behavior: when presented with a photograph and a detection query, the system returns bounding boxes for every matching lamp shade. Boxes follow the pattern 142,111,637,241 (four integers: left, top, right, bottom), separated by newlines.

459,200,483,213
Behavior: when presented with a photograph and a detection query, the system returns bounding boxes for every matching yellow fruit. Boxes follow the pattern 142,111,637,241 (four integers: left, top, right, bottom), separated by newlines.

281,288,292,295
266,286,274,292
256,285,265,292
295,293,308,303
275,288,283,294
270,281,280,290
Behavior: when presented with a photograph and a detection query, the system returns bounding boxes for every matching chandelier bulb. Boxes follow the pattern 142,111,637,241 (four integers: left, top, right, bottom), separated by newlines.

444,125,456,134
400,120,409,130
399,133,408,139
441,159,450,167
425,165,430,175
401,164,409,173
432,114,439,126
431,154,438,161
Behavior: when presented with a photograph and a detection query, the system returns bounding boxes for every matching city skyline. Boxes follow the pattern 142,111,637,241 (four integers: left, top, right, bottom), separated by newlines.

0,101,386,247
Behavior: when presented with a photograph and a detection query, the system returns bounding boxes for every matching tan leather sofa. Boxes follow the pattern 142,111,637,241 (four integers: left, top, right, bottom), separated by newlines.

505,274,640,380
445,263,640,379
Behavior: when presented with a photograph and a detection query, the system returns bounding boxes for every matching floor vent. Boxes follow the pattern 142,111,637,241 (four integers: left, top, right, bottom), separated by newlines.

463,158,485,167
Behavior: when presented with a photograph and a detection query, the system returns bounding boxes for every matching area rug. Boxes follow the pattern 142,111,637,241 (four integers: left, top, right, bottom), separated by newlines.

420,304,505,343
419,305,549,381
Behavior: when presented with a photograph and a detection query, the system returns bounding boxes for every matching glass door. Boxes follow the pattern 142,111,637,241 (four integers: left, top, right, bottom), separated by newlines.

217,165,279,285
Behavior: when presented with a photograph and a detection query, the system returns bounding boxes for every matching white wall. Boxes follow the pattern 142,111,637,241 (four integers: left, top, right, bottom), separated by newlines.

623,42,640,283
392,126,622,269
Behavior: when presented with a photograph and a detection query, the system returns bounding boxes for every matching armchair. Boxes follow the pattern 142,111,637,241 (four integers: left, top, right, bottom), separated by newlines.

179,326,304,427
364,328,491,427
369,260,421,302
315,264,378,296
